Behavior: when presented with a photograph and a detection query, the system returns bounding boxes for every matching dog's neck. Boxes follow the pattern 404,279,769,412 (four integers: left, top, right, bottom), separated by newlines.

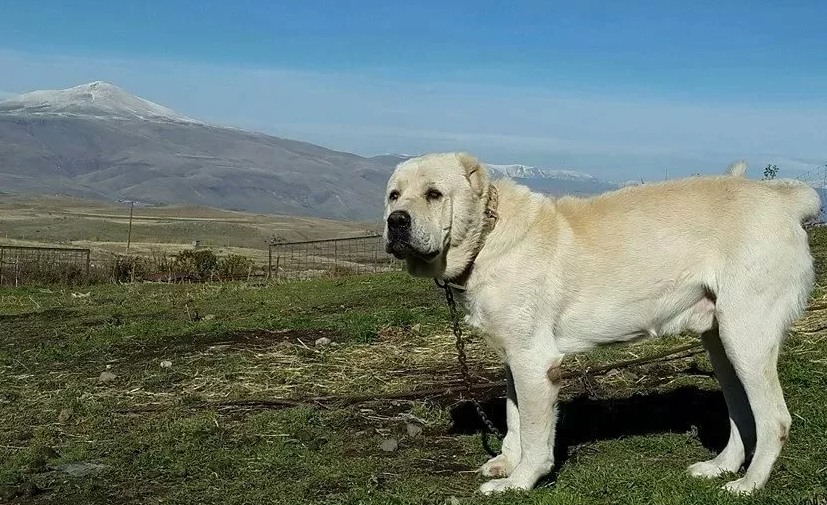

440,183,500,288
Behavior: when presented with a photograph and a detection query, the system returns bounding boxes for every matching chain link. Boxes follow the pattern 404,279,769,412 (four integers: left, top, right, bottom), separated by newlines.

435,279,503,454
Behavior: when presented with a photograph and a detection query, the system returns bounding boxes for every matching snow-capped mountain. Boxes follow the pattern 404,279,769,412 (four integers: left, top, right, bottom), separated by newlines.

484,163,619,196
0,82,621,219
0,81,198,123
621,180,645,187
485,163,603,182
0,81,401,220
371,156,619,197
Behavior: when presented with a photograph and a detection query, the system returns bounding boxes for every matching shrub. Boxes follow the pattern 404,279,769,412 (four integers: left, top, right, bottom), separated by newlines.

175,249,218,278
148,249,175,274
111,255,151,283
217,254,255,279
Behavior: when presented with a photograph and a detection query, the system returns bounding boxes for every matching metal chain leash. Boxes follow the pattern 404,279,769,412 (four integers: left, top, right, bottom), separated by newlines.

435,279,503,456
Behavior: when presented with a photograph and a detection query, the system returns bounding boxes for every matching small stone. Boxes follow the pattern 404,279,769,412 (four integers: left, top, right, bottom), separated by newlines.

314,337,332,346
98,371,117,383
405,423,423,438
55,462,108,477
202,314,216,321
160,360,173,369
105,364,112,370
411,324,421,334
448,497,461,505
58,408,73,422
379,438,399,452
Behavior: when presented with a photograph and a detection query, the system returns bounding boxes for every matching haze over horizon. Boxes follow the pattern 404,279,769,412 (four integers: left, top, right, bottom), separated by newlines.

2,1,826,182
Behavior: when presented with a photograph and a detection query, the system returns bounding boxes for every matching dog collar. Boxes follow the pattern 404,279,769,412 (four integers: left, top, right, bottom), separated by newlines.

438,184,499,291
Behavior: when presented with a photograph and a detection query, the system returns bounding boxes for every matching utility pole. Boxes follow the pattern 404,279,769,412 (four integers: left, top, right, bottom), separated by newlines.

126,200,134,251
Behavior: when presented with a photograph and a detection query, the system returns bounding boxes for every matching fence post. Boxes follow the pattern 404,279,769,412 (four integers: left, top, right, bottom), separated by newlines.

275,256,280,282
267,246,273,281
85,249,91,282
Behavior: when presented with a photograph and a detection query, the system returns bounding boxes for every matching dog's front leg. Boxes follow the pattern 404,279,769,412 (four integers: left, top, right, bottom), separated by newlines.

479,365,521,477
479,350,563,495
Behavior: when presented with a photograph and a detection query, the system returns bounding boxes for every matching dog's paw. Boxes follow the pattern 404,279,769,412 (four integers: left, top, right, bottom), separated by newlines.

479,478,529,495
478,454,517,477
687,460,731,479
722,478,758,495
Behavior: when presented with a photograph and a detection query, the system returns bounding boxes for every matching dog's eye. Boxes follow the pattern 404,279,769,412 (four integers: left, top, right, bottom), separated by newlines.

388,190,400,202
426,189,442,201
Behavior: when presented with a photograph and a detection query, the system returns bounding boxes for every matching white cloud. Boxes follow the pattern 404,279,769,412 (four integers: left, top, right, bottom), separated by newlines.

0,49,825,180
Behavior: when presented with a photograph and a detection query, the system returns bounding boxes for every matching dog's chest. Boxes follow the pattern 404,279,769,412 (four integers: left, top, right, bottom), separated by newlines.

455,290,486,332
455,288,521,356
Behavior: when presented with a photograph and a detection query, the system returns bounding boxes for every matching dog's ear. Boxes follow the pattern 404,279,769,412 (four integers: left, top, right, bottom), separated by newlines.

456,152,487,198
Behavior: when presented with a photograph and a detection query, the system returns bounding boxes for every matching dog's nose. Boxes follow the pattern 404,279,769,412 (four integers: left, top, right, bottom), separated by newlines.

387,210,411,230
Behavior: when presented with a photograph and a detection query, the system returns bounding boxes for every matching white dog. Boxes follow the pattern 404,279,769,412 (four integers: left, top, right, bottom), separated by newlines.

383,152,820,495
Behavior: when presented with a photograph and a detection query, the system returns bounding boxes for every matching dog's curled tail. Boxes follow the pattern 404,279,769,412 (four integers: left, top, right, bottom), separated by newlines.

725,160,748,177
768,179,822,223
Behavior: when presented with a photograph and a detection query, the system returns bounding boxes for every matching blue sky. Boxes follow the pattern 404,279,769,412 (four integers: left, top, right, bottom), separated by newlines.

1,0,826,181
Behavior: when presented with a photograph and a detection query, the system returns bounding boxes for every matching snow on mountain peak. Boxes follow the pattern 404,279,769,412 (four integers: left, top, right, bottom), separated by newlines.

485,163,600,182
0,81,198,123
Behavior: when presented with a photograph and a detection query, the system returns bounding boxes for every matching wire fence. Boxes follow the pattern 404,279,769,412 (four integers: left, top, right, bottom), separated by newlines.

268,234,401,281
794,165,827,188
0,236,401,287
794,164,827,224
0,245,91,287
5,165,824,287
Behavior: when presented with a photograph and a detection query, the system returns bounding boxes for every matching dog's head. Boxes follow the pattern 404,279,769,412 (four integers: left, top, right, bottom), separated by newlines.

383,152,490,278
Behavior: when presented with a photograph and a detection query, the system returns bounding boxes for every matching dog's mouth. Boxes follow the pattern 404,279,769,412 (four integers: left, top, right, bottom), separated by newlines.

385,239,440,261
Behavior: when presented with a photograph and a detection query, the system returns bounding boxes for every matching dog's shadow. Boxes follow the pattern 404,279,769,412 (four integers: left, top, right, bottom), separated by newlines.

448,386,729,477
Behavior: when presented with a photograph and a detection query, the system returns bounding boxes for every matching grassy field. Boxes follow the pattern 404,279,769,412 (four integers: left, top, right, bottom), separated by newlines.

1,231,827,504
0,195,379,264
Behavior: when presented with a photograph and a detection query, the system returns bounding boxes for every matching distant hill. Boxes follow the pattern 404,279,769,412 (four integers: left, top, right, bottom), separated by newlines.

0,82,619,220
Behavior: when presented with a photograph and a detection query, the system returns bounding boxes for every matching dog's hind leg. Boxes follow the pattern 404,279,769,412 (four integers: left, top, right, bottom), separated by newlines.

688,327,754,479
479,365,521,477
715,299,796,494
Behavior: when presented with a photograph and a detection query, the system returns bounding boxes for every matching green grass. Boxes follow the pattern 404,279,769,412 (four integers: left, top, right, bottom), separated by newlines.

2,232,827,504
